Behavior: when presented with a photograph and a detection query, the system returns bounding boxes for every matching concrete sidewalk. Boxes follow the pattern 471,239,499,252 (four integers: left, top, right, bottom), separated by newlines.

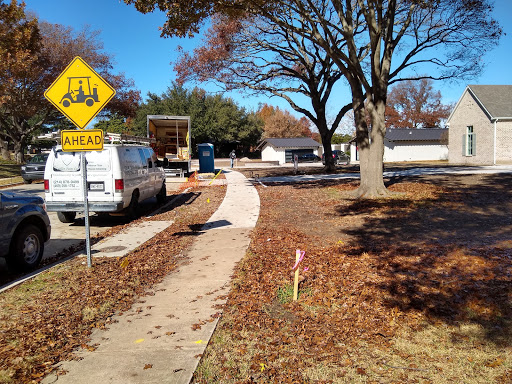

42,170,260,384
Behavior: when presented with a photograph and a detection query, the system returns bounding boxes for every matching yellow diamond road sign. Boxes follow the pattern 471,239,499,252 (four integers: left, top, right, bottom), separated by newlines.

45,56,115,129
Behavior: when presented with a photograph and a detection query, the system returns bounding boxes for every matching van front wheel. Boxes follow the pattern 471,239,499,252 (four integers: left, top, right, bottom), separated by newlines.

57,211,76,223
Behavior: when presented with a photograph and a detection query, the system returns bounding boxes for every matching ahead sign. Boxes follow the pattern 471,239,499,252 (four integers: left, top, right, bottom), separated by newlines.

44,56,115,129
61,129,104,152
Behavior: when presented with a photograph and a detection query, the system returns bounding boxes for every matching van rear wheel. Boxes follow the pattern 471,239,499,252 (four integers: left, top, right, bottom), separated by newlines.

57,211,76,223
156,183,166,204
127,192,139,219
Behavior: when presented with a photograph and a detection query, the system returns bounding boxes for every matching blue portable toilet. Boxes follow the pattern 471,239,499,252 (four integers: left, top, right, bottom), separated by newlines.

198,143,215,173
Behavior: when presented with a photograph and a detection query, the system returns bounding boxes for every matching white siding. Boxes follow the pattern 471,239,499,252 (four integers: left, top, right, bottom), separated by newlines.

349,141,447,163
261,145,286,164
384,141,448,162
350,142,358,163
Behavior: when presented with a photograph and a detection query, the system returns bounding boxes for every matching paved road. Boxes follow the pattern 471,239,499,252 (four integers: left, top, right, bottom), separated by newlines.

256,164,512,183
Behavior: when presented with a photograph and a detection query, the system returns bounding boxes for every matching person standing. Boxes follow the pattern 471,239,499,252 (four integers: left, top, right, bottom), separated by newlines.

229,150,236,168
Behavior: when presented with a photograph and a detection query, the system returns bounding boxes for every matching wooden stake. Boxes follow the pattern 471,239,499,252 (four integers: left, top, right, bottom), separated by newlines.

293,249,300,301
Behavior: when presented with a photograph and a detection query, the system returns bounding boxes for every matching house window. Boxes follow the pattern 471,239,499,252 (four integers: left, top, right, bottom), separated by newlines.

464,126,476,156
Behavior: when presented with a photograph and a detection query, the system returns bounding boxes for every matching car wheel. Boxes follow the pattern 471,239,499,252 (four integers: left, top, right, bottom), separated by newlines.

7,224,44,272
156,183,166,204
57,211,77,223
23,178,32,184
127,192,139,219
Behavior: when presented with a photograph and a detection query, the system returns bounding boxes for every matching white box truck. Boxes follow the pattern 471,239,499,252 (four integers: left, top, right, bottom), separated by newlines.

147,115,191,177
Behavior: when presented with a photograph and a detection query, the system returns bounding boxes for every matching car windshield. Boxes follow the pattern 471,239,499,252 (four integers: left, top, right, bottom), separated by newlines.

28,154,48,164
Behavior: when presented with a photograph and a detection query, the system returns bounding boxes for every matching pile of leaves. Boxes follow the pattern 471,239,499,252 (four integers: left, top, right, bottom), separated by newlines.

194,173,512,383
0,185,226,383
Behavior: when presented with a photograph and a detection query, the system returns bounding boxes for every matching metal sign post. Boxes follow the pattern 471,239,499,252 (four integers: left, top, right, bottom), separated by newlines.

81,153,92,267
45,56,115,268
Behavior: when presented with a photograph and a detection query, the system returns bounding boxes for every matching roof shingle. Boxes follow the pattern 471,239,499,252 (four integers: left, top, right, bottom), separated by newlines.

385,128,447,142
261,137,321,148
468,85,512,119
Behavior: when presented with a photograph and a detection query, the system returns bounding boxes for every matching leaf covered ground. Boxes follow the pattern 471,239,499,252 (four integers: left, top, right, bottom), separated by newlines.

193,173,512,383
1,169,511,383
0,184,226,383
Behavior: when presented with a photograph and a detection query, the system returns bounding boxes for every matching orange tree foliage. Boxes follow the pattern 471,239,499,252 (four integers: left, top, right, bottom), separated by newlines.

385,79,453,129
0,2,140,162
257,104,313,139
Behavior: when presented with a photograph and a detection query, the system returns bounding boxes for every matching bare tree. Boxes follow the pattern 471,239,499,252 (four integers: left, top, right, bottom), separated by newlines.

125,0,501,194
277,0,501,196
173,14,351,170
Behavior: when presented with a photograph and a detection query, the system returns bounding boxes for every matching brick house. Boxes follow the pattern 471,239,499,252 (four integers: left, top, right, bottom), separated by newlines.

447,85,512,165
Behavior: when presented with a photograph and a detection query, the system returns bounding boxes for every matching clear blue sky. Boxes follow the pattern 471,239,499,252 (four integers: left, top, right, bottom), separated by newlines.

24,0,512,117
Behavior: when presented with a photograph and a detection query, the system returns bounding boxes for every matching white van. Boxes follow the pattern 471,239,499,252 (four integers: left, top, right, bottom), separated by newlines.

44,144,166,223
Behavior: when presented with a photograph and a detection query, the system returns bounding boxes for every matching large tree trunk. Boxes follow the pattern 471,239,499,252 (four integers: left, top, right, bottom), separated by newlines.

358,130,387,197
353,92,389,198
0,139,10,160
13,141,24,164
319,128,336,172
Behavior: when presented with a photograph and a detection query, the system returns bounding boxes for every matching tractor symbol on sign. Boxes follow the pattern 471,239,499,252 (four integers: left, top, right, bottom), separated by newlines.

60,76,99,107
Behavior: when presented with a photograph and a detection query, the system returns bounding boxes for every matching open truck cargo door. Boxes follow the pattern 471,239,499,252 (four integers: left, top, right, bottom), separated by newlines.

147,115,191,177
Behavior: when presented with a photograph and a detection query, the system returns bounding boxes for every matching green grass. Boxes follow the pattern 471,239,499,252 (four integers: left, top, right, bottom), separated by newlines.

276,283,311,304
0,158,24,185
0,162,22,179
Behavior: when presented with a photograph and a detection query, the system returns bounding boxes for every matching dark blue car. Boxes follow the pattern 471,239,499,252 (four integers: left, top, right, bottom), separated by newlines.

321,150,350,165
298,153,321,162
0,192,51,271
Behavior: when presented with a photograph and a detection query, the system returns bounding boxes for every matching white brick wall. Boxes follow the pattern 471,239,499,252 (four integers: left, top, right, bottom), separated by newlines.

497,120,512,162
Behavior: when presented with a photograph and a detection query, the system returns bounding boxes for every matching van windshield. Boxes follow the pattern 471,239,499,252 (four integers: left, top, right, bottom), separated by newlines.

52,149,111,172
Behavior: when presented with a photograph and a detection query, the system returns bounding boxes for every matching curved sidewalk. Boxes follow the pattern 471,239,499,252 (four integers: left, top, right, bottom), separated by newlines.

43,170,260,384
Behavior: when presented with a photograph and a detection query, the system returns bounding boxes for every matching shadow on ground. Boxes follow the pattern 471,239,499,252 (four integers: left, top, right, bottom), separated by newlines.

336,173,512,345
